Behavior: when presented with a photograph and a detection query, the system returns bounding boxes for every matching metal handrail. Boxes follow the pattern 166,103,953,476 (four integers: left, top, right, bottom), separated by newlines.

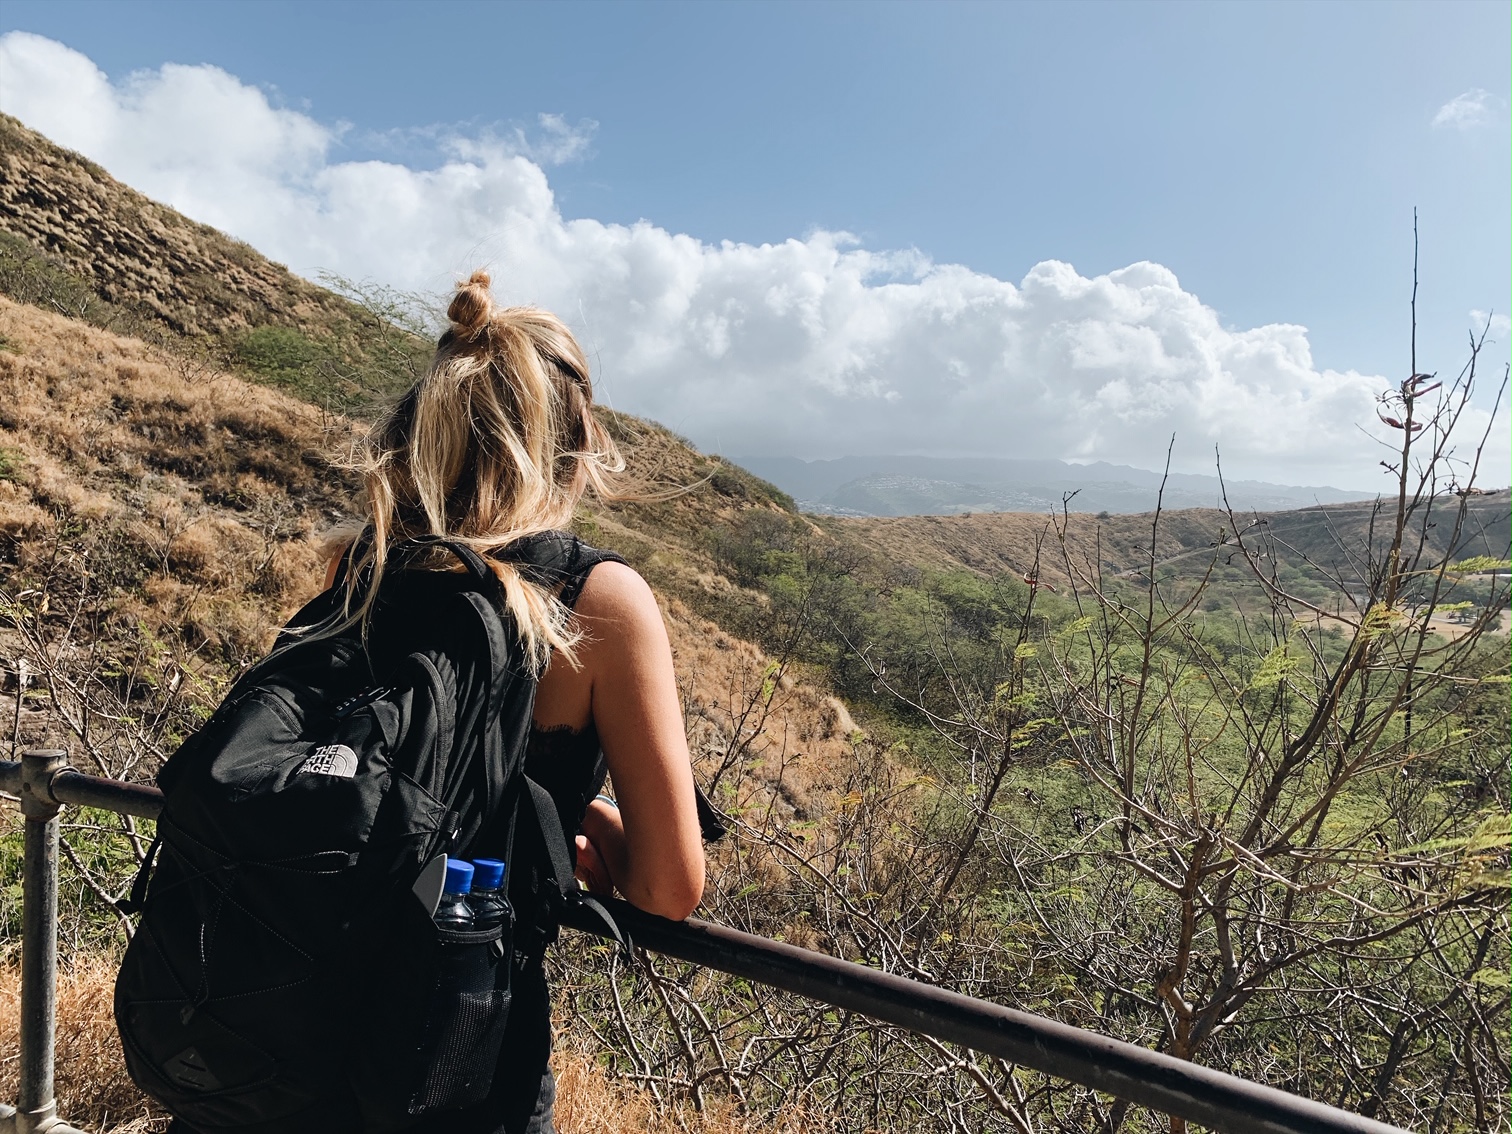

0,752,1411,1134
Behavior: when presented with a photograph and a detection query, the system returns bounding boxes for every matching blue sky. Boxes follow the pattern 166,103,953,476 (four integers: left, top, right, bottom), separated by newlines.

1,0,1507,486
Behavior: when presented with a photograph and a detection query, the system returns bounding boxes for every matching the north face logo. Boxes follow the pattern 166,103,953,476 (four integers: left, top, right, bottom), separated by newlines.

299,744,359,778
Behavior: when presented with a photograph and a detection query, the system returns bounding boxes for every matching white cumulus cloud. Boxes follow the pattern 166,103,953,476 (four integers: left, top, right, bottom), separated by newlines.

2,31,1504,488
512,113,598,166
1470,310,1511,340
1432,88,1499,131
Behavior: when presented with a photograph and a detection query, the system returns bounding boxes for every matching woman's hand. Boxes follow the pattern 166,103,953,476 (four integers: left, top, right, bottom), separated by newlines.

575,797,627,896
574,835,613,895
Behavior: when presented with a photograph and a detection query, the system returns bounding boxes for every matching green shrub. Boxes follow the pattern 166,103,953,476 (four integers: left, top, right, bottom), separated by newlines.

233,325,322,384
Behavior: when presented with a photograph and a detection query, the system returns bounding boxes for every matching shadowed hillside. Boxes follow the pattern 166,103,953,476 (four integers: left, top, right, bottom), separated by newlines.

0,113,362,340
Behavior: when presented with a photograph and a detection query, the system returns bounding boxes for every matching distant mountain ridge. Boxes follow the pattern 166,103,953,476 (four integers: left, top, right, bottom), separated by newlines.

734,454,1373,517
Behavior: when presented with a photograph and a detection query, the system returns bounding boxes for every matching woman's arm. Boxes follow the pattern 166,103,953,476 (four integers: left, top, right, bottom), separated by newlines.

573,562,705,920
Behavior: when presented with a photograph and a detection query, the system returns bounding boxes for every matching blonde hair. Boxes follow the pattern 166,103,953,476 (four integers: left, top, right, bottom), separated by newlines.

336,270,623,671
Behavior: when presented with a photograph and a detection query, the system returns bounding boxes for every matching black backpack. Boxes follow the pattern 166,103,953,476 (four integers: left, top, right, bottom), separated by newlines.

114,532,624,1134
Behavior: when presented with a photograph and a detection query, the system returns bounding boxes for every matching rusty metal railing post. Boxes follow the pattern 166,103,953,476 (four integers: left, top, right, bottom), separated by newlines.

0,750,87,1134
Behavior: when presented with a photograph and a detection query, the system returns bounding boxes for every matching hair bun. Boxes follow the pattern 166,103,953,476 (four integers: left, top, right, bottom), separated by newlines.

448,270,494,339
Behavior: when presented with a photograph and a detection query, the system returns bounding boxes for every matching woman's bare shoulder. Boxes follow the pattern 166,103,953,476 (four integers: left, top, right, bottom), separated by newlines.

574,560,661,627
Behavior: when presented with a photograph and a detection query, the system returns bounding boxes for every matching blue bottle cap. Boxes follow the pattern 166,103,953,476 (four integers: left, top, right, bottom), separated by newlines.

471,858,507,890
442,859,474,896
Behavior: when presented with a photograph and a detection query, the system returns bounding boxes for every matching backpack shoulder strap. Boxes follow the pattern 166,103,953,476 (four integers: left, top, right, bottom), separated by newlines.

389,536,529,847
490,533,640,936
516,771,631,953
495,531,627,610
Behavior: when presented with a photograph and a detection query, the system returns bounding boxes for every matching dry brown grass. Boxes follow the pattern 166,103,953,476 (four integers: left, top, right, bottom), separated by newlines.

0,955,168,1132
554,1051,827,1134
0,113,371,341
0,296,349,510
0,295,353,667
661,597,860,822
0,296,367,767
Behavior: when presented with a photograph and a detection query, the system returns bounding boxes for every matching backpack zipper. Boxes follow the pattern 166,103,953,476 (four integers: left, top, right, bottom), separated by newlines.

332,685,394,720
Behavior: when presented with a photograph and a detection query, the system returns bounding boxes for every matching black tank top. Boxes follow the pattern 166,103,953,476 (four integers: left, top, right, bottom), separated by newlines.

524,721,606,857
509,530,620,857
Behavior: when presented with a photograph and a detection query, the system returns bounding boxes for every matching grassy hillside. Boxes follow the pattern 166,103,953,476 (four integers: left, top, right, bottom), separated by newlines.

0,113,433,412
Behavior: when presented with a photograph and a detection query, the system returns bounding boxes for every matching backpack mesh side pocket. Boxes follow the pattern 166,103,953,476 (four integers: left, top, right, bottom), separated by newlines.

409,989,511,1111
406,924,513,1114
349,893,515,1127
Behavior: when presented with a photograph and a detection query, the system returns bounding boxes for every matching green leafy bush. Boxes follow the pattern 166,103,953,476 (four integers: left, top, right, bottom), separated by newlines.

233,325,322,384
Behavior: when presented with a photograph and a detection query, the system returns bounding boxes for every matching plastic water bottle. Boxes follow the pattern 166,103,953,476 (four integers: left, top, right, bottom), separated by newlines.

468,858,512,931
434,860,475,929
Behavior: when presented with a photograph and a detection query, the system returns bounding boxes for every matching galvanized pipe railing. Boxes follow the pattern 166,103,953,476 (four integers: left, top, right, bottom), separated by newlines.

0,751,1411,1134
1,752,86,1134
